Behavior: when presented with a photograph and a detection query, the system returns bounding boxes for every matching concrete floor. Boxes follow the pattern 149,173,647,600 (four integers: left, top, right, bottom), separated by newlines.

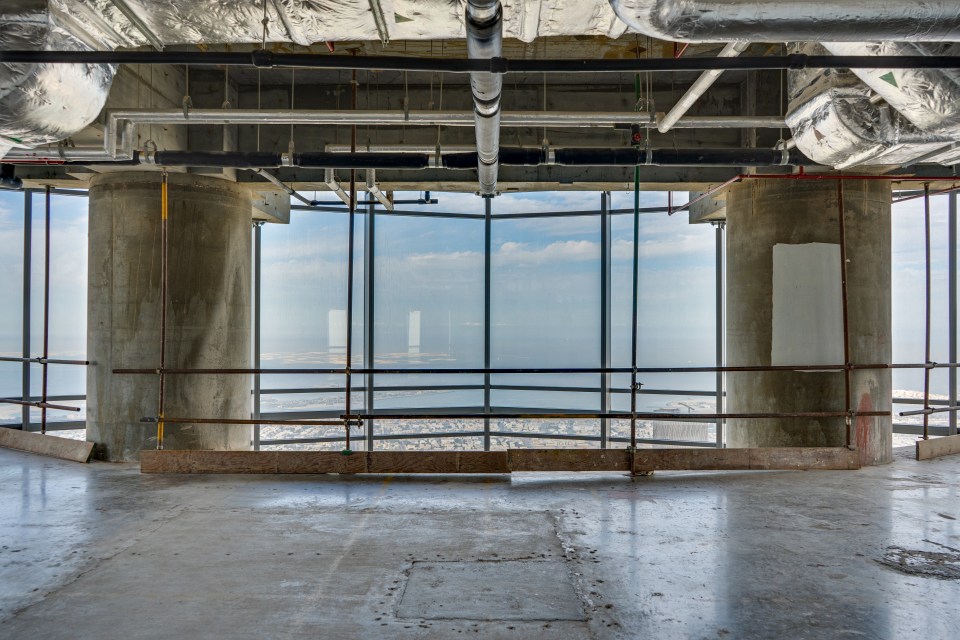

1,446,958,639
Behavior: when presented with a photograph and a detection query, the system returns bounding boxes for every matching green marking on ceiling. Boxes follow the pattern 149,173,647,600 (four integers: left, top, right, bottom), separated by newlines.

395,13,413,23
879,72,899,88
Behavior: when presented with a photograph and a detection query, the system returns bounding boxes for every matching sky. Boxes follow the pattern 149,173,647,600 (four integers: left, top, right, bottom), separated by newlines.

0,186,954,406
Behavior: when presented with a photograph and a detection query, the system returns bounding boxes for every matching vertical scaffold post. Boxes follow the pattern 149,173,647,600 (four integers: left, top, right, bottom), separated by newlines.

923,183,932,440
40,186,51,434
157,172,169,449
253,221,263,450
21,192,31,431
344,67,358,452
836,180,852,446
483,196,492,451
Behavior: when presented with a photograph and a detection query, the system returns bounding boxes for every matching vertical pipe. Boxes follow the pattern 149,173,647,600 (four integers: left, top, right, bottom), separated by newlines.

630,168,640,450
253,221,262,450
344,68,358,451
21,192,31,431
483,196,492,451
365,200,375,450
715,222,724,447
157,173,169,449
923,183,932,440
950,191,957,434
600,192,611,448
466,0,503,195
40,186,51,435
837,180,852,446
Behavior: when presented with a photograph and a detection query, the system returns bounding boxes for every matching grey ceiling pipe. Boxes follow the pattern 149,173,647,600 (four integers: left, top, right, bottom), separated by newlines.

607,0,960,42
466,0,503,196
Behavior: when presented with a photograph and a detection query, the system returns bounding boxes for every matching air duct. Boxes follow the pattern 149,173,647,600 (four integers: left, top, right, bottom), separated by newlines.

0,0,115,159
785,48,954,169
465,0,503,196
788,43,960,168
607,0,960,42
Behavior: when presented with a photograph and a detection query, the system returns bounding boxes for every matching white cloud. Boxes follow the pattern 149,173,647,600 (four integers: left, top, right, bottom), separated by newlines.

494,239,599,265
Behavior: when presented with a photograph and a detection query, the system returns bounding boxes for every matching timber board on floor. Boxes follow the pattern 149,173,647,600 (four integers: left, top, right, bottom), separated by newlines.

141,447,860,474
0,427,94,463
916,434,960,460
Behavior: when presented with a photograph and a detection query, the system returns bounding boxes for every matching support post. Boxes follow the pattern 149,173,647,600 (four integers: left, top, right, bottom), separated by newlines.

21,192,31,431
715,221,725,447
483,196,492,451
41,186,51,435
600,192,611,448
253,221,262,450
365,201,376,450
950,191,957,434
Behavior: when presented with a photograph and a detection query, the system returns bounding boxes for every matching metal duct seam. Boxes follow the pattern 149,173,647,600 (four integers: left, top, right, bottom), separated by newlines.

0,0,115,158
607,0,960,42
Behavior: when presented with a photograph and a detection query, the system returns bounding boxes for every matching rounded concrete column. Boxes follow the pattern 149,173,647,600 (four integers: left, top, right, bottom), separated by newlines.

87,172,252,461
726,178,892,465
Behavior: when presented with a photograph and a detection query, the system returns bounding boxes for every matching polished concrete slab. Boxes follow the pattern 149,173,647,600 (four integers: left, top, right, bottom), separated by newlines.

1,446,959,639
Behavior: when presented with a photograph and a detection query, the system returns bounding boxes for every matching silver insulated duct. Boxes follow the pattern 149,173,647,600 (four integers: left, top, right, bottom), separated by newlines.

466,0,503,196
0,0,115,159
607,0,960,42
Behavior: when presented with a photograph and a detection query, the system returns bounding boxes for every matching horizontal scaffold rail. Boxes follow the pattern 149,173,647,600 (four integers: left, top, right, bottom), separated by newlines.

113,362,960,375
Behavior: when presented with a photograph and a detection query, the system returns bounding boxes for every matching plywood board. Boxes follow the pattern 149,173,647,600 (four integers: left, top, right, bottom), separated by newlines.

508,449,631,472
916,434,960,461
0,427,94,463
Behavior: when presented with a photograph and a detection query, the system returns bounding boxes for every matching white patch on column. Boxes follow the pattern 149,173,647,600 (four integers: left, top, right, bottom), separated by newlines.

771,242,844,368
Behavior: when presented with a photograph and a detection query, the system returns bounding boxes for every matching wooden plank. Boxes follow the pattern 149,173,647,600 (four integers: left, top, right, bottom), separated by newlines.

458,451,510,474
139,447,861,474
916,434,960,461
368,451,460,474
632,447,859,472
509,449,631,472
633,448,751,472
141,450,278,474
0,428,94,463
276,451,367,474
749,447,859,470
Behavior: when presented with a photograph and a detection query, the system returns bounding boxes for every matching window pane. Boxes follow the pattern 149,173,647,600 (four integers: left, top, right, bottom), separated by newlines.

0,191,23,423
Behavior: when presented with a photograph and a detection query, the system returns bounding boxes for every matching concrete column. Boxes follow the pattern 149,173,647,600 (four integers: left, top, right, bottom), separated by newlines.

87,172,252,461
726,179,892,465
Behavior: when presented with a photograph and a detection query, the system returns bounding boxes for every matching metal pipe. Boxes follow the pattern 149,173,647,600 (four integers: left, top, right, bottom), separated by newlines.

837,180,852,447
483,196,492,451
348,411,888,420
607,0,960,42
951,192,958,434
20,193,30,431
253,222,262,451
715,221,724,448
0,356,89,365
365,170,393,211
630,159,640,450
324,169,350,206
140,417,360,427
923,183,932,440
115,363,960,376
40,187,50,435
249,168,316,206
658,41,750,133
364,199,376,450
2,50,958,73
0,398,81,412
157,173,169,450
466,0,504,195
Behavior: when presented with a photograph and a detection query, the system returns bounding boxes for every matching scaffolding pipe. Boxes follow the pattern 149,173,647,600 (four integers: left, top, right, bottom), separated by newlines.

923,183,933,439
40,187,51,435
1,50,958,73
466,0,503,195
658,40,750,133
